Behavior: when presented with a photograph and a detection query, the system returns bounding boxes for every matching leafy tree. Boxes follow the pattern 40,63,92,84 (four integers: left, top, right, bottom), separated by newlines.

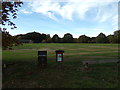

2,30,21,50
1,1,23,49
88,37,96,43
78,35,90,43
59,38,64,43
46,37,52,43
52,34,60,43
1,1,23,29
21,32,42,43
74,38,79,43
41,40,47,43
41,33,47,41
46,34,51,39
63,33,73,43
46,34,52,43
96,33,107,43
114,30,120,43
107,35,115,43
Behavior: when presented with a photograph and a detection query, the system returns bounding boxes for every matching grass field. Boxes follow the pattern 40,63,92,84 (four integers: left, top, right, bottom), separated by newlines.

2,43,119,88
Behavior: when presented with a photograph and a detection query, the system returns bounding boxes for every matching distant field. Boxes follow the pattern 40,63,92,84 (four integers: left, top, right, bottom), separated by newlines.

2,43,119,88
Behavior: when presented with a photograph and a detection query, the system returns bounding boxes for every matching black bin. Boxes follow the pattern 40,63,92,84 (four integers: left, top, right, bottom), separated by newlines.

38,51,47,67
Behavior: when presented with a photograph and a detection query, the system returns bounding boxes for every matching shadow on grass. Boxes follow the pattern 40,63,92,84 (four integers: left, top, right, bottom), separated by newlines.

2,57,119,88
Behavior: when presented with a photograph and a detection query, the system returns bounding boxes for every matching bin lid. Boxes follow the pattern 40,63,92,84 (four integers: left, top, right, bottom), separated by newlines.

38,51,47,55
55,50,64,53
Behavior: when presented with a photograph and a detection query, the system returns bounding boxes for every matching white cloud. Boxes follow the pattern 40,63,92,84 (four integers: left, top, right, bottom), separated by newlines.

26,0,118,23
47,11,59,22
95,2,118,23
20,9,32,14
22,0,119,2
112,15,118,30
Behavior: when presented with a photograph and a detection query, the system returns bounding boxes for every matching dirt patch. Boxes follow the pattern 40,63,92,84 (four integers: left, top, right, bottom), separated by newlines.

20,48,55,53
67,47,118,52
68,48,100,51
88,46,118,49
81,56,117,59
44,48,55,53
82,59,119,64
64,51,118,56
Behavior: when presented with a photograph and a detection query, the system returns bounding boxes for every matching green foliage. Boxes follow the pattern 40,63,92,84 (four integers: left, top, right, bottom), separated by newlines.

96,33,107,43
22,32,43,43
16,32,52,43
41,33,47,41
2,30,22,50
16,30,120,44
114,30,120,43
46,34,52,43
78,35,90,43
89,37,96,43
107,35,115,43
74,38,79,43
1,1,23,49
63,33,74,43
1,1,23,29
52,34,59,43
46,37,52,43
41,40,47,43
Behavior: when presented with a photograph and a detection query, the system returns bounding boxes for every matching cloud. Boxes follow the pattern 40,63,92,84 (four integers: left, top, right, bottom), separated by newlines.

47,11,59,22
26,0,118,23
22,0,119,2
20,9,32,14
112,15,118,30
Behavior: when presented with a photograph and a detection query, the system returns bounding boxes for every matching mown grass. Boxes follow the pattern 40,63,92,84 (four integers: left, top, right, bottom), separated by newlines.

2,43,119,88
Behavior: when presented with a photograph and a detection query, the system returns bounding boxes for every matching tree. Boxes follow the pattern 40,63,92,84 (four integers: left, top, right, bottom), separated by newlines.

15,34,24,40
2,30,21,50
46,37,52,43
1,1,23,29
46,34,52,43
41,33,47,41
46,34,51,39
107,35,115,43
114,30,120,43
63,33,73,43
74,38,79,43
52,34,60,43
88,37,96,43
1,1,23,49
41,40,47,43
21,32,43,43
96,33,107,43
78,35,90,43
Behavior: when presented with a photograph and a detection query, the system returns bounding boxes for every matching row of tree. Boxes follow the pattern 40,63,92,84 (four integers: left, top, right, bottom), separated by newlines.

16,30,120,44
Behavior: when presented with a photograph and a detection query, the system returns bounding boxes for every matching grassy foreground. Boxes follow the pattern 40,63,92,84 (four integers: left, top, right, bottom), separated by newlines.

2,43,119,88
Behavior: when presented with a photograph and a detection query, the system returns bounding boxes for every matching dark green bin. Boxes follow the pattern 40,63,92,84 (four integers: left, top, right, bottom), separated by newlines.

38,51,47,67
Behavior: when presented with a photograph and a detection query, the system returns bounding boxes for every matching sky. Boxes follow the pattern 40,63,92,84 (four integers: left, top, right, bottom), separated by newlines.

5,0,119,38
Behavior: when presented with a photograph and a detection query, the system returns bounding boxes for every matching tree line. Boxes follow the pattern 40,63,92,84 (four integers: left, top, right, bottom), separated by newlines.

2,29,120,50
15,30,120,44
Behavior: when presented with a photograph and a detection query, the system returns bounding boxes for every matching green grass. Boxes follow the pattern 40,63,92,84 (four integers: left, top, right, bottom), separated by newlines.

2,43,119,88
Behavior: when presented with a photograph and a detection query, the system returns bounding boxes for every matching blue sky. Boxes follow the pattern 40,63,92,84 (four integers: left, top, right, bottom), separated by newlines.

6,0,118,38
